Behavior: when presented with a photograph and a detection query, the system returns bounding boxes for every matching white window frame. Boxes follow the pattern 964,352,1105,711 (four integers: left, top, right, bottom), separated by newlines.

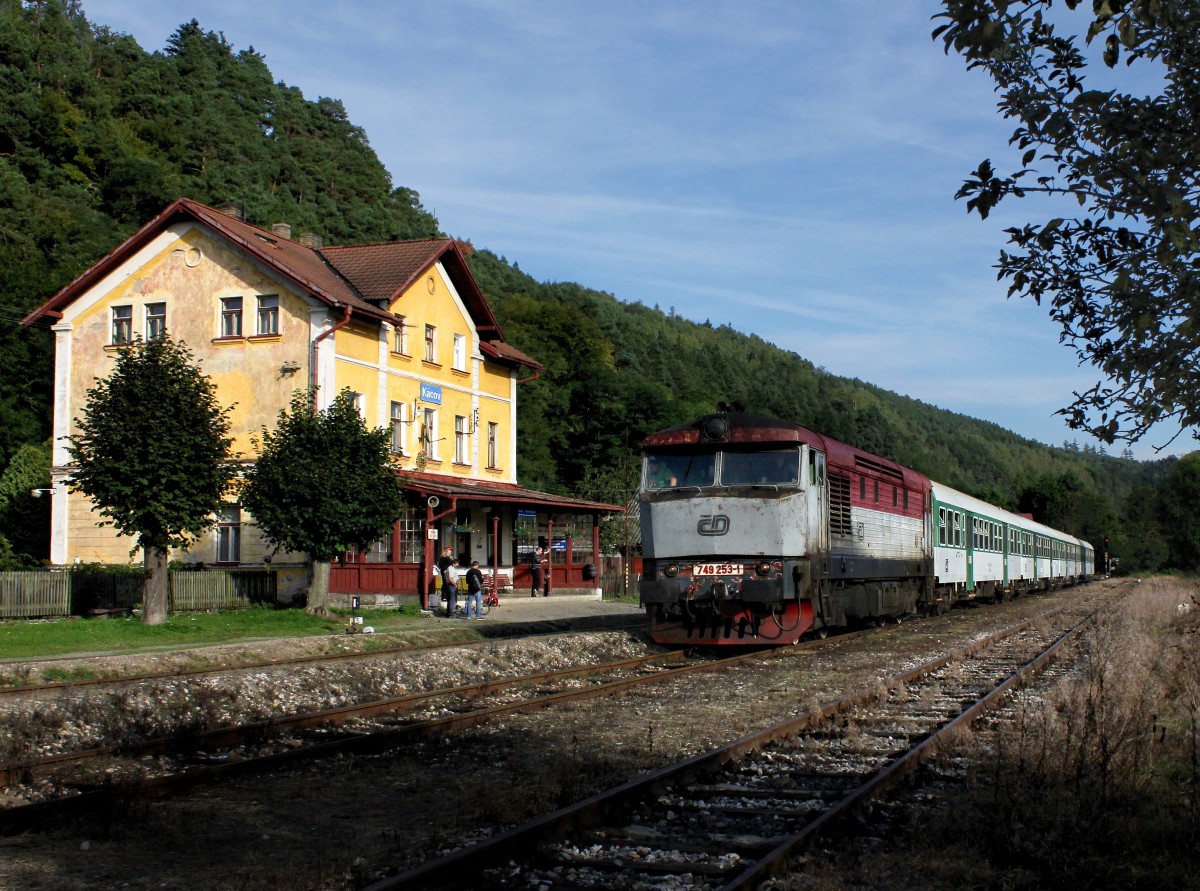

111,305,132,344
454,415,468,464
421,407,438,458
390,400,407,455
220,296,243,337
216,504,241,564
487,421,498,469
424,324,437,363
145,302,166,341
256,294,279,336
394,316,408,354
350,391,365,418
452,333,466,371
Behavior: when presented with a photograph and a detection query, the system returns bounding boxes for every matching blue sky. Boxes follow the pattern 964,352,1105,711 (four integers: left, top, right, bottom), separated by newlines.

82,0,1192,461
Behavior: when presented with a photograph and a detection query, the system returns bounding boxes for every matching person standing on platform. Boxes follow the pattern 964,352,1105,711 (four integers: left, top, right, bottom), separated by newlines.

465,560,485,619
530,545,543,597
437,545,457,617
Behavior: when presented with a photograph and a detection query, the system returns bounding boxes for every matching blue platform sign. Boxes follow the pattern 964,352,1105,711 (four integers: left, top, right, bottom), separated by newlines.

419,382,442,404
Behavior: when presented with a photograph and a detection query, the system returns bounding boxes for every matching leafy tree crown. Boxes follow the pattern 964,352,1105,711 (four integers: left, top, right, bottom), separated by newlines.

240,389,409,562
935,0,1200,447
67,336,236,552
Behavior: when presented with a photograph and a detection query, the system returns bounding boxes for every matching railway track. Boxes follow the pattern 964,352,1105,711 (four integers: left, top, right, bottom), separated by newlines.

366,596,1111,890
0,633,863,834
0,619,646,701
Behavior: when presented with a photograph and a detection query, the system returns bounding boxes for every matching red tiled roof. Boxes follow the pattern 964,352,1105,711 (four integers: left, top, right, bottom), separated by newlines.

320,239,449,304
21,199,532,366
480,339,542,370
320,237,503,340
397,471,623,513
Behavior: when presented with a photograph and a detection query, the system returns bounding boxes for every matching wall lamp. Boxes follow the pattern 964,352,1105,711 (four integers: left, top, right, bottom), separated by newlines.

30,488,58,498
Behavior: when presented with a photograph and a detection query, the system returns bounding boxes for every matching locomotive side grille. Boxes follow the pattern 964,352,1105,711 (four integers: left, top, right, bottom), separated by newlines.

854,454,904,483
829,473,852,537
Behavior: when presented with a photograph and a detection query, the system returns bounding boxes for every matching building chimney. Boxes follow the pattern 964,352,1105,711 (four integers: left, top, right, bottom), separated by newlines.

298,232,323,249
272,223,292,240
218,202,245,221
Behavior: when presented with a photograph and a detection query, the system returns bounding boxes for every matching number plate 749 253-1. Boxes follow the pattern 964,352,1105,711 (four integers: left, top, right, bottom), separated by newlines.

693,562,743,577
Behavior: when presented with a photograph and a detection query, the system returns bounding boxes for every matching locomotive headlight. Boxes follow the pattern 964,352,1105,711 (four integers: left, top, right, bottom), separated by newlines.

755,561,772,576
664,564,680,578
702,415,729,441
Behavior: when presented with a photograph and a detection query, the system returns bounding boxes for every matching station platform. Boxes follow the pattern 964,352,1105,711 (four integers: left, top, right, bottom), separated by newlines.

423,591,645,635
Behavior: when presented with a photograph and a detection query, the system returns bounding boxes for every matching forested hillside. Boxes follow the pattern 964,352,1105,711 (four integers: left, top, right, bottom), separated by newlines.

0,0,1191,573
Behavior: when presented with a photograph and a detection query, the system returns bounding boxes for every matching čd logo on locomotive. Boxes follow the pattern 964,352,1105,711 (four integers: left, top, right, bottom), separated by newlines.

697,514,730,536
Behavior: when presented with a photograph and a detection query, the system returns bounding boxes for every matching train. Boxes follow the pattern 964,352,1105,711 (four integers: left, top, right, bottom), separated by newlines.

638,412,1095,645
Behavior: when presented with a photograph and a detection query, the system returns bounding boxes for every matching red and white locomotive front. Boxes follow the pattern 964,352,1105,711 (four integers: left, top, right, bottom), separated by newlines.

638,413,828,644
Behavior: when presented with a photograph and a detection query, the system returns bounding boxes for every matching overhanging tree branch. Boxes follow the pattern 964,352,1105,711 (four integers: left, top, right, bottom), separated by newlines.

936,0,1200,446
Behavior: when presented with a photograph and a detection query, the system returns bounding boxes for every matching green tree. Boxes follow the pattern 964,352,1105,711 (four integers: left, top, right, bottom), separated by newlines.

935,0,1200,446
574,452,640,556
67,337,236,624
1115,483,1167,572
1158,453,1200,570
240,389,409,615
0,439,51,566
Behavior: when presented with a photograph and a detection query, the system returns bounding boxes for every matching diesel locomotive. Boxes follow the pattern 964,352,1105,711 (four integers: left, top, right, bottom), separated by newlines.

638,412,1095,645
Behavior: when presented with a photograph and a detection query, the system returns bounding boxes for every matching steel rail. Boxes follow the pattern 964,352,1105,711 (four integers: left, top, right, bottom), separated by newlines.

1,621,873,788
719,610,1091,889
360,596,1107,890
0,650,691,786
0,619,646,700
0,635,822,834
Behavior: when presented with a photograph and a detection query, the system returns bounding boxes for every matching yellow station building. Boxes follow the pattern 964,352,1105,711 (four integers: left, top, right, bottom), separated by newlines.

23,199,619,606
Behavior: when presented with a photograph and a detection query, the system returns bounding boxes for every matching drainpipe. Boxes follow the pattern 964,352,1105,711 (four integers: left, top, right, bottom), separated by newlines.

517,370,540,385
546,517,553,596
311,304,353,408
491,512,500,593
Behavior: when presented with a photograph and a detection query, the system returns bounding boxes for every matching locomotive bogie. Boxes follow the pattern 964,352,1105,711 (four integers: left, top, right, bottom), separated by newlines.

641,556,814,644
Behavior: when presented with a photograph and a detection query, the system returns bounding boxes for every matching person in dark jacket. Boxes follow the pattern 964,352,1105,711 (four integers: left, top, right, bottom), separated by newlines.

529,546,543,597
464,560,485,619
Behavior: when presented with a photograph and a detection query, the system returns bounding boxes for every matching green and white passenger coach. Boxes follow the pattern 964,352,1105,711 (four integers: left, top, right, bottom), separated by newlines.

931,483,1095,601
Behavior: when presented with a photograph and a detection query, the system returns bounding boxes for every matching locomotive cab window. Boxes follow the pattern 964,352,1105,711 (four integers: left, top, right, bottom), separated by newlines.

719,448,800,486
644,452,716,489
808,450,826,486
